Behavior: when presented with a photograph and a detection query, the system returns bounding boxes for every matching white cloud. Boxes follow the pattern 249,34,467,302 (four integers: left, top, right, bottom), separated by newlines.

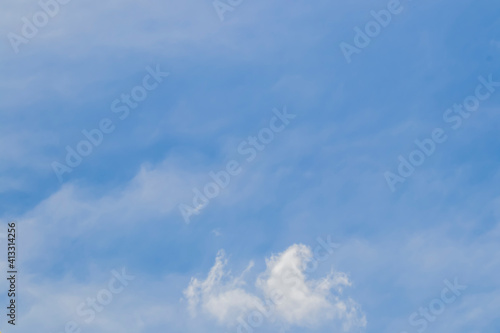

257,244,365,329
184,250,262,324
184,245,366,331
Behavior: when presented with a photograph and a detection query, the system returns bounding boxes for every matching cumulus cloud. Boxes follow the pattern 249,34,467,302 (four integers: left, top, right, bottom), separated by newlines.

184,244,366,331
257,244,365,329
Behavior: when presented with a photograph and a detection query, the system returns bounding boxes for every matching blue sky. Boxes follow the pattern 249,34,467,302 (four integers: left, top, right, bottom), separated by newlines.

1,0,500,332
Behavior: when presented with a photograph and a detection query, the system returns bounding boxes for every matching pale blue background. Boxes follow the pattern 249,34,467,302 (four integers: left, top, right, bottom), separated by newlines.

0,0,499,332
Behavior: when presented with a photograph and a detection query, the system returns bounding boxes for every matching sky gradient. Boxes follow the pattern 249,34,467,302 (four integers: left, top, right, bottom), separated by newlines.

1,0,500,332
